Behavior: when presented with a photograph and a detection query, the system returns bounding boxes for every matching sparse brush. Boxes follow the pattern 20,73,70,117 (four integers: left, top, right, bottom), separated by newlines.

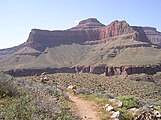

0,73,79,119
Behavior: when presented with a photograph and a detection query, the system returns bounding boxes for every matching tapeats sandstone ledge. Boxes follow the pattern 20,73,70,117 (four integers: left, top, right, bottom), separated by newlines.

5,64,161,77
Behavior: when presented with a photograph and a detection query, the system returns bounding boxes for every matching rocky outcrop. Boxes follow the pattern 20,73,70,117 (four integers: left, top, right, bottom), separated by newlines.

100,20,134,39
132,26,149,42
70,18,105,30
143,27,161,46
25,18,151,51
5,64,161,77
25,29,88,51
5,67,76,77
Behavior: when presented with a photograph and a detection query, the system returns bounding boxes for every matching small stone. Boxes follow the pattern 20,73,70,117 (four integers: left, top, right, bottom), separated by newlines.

129,108,140,117
111,111,122,120
67,85,76,90
109,99,123,108
104,104,114,112
41,72,47,75
153,110,161,118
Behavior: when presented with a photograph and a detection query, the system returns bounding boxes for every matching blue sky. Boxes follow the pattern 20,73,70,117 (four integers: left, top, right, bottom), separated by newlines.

0,0,161,49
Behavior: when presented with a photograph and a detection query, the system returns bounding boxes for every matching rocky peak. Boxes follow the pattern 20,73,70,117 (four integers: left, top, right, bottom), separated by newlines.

70,18,105,30
79,18,102,25
99,20,135,39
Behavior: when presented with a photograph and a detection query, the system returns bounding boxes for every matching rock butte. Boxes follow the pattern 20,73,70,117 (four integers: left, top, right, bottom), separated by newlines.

0,18,161,77
25,18,159,51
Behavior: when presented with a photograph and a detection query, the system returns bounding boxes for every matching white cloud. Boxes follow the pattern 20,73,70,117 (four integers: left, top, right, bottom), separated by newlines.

74,20,80,23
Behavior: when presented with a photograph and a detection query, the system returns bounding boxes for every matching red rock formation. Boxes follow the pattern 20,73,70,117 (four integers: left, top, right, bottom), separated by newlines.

143,27,161,45
99,20,134,39
70,18,105,30
25,18,151,51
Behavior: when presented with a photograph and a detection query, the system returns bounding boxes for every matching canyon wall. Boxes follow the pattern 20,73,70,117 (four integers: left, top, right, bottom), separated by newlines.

26,19,150,51
5,64,161,77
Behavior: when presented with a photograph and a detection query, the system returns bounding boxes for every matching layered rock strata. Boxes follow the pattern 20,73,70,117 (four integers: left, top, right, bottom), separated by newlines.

5,64,161,77
25,18,154,51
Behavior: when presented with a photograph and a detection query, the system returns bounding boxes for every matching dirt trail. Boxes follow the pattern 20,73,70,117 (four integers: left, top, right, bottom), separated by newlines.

69,94,100,120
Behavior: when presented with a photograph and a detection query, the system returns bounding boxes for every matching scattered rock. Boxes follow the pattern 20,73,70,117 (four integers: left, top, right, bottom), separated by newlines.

67,85,76,90
41,72,47,75
109,99,123,108
135,110,161,120
111,111,122,120
40,76,49,83
136,111,155,120
63,93,70,100
153,110,161,119
129,108,140,117
104,104,114,112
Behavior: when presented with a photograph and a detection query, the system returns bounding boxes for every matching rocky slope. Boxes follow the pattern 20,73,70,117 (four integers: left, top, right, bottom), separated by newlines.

0,44,24,60
0,18,161,77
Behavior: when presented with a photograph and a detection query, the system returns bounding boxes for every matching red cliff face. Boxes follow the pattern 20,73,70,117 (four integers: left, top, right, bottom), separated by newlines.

25,18,158,51
99,20,134,39
143,27,161,45
26,29,87,51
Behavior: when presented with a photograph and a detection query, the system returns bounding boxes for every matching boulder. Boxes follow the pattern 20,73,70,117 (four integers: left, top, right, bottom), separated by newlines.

153,110,161,119
104,104,114,112
41,72,47,75
109,99,123,108
129,108,140,117
40,76,49,83
67,85,76,90
135,110,161,120
111,111,122,120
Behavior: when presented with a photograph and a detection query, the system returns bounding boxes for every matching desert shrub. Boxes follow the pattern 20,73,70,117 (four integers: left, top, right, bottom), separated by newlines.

0,73,79,120
138,98,161,107
117,96,139,109
96,92,116,99
153,72,161,86
0,73,18,98
129,74,154,82
3,95,35,120
75,88,93,95
116,108,133,120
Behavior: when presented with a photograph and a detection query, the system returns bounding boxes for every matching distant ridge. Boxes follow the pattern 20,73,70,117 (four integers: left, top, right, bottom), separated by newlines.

0,18,161,77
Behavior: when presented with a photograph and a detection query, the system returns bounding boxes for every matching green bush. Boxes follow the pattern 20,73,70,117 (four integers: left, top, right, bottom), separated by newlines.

118,96,139,109
4,95,35,120
0,73,18,98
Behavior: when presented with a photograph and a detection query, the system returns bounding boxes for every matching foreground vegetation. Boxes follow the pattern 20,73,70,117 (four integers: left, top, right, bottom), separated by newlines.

0,72,79,120
24,73,161,100
23,73,161,119
1,72,161,119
